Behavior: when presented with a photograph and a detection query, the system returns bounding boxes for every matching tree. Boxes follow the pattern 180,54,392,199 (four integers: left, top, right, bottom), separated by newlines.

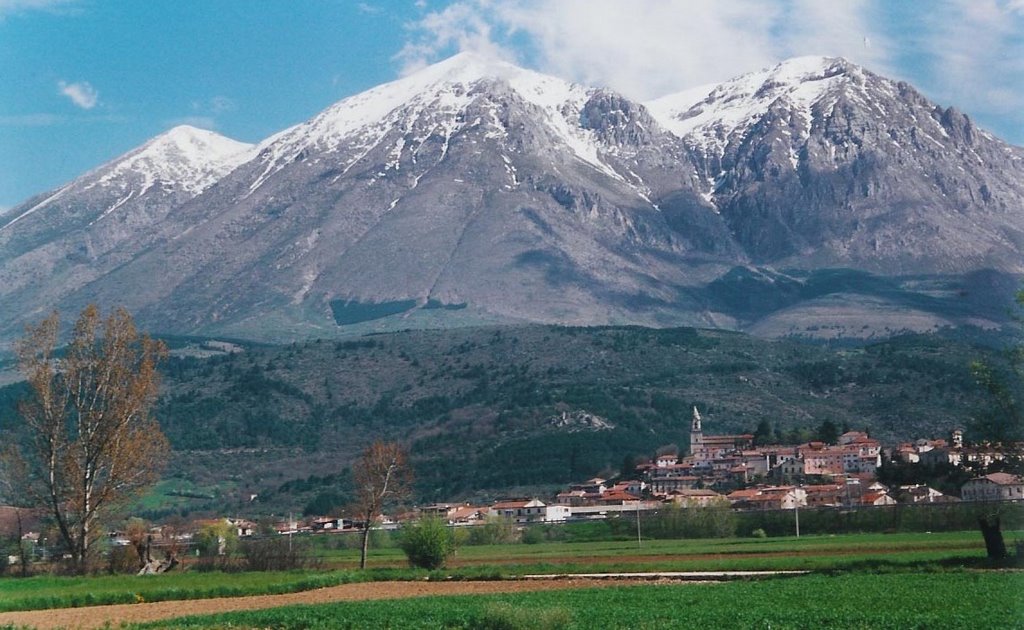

970,289,1024,445
352,441,411,569
196,520,238,558
400,516,455,569
816,420,839,445
753,420,773,446
968,288,1024,560
2,305,168,571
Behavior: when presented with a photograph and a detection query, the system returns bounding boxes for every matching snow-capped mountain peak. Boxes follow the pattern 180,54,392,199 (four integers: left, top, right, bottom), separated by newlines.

266,52,590,148
93,125,256,195
646,56,866,145
249,52,609,191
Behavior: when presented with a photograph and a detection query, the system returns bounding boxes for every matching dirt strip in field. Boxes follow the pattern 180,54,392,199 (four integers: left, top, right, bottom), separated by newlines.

0,578,653,629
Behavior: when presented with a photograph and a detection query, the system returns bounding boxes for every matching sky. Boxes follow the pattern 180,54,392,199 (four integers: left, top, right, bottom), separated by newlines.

1,0,1022,210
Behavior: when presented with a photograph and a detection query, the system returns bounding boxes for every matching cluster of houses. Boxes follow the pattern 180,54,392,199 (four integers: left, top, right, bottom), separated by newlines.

3,410,1022,563
382,409,1024,525
643,407,884,492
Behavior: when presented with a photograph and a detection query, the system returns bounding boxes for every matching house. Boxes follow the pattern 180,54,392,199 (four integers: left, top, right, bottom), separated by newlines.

648,474,700,495
728,486,806,510
569,478,608,495
861,491,897,506
798,443,846,476
543,505,572,522
491,499,548,523
193,517,255,538
311,517,350,531
227,518,257,537
919,447,958,467
839,431,870,445
612,480,647,496
555,490,589,506
896,485,958,504
665,488,725,507
961,473,1024,502
803,484,845,507
419,503,462,518
598,489,639,505
448,505,488,526
655,454,679,467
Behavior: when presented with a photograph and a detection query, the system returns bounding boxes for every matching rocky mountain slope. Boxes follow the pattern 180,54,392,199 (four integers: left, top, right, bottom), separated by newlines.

1,53,1021,345
0,126,254,329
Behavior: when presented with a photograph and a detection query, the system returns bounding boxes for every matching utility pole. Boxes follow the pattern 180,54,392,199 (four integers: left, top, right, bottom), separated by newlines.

794,487,801,538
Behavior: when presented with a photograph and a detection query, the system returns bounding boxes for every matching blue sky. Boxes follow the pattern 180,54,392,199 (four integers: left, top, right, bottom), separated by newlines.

2,0,1022,209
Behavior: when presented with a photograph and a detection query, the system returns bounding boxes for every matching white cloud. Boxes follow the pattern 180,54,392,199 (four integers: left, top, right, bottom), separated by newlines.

357,2,382,14
57,80,98,109
398,0,894,100
920,1,1024,109
0,0,77,17
396,1,510,76
397,0,1022,143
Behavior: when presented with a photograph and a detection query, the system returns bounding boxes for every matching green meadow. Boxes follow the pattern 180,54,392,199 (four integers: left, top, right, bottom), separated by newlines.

138,572,1024,629
0,530,1018,615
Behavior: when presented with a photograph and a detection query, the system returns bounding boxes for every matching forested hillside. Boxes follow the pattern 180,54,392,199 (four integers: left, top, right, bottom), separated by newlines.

0,325,1011,515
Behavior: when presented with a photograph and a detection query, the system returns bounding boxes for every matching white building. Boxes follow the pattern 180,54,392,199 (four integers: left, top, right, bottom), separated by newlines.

961,473,1024,502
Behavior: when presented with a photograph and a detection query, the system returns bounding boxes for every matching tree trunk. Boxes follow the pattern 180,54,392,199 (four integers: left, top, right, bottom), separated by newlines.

360,525,370,569
978,516,1007,560
15,509,28,577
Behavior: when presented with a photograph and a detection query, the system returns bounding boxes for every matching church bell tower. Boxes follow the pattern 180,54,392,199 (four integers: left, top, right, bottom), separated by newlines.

690,406,703,456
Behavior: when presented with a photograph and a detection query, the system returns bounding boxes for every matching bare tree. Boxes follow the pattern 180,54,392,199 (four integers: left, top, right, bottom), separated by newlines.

4,305,168,571
352,441,411,569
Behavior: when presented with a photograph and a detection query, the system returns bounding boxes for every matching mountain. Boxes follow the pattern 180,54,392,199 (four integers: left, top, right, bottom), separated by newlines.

648,56,1024,273
0,126,254,328
1,53,1022,346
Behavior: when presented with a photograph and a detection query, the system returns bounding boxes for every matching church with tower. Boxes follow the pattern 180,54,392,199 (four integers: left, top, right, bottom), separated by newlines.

689,406,754,464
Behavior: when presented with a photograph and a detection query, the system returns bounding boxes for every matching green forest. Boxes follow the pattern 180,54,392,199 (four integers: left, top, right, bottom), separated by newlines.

0,324,1016,515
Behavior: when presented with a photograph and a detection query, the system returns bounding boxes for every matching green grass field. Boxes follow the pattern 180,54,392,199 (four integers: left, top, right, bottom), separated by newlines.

0,530,1016,614
137,572,1024,629
316,530,1008,569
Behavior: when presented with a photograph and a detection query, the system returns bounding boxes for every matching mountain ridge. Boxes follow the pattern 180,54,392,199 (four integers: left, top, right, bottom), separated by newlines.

1,53,1021,347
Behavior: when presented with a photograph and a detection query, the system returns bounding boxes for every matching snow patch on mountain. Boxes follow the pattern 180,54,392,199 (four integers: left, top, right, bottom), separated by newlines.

248,52,626,193
646,56,858,150
91,125,255,195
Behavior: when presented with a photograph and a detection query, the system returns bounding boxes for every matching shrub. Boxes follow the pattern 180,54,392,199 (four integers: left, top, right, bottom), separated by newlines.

400,517,455,570
107,545,141,574
648,501,737,539
752,528,768,538
520,526,544,545
467,515,518,545
195,522,238,557
240,537,317,571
